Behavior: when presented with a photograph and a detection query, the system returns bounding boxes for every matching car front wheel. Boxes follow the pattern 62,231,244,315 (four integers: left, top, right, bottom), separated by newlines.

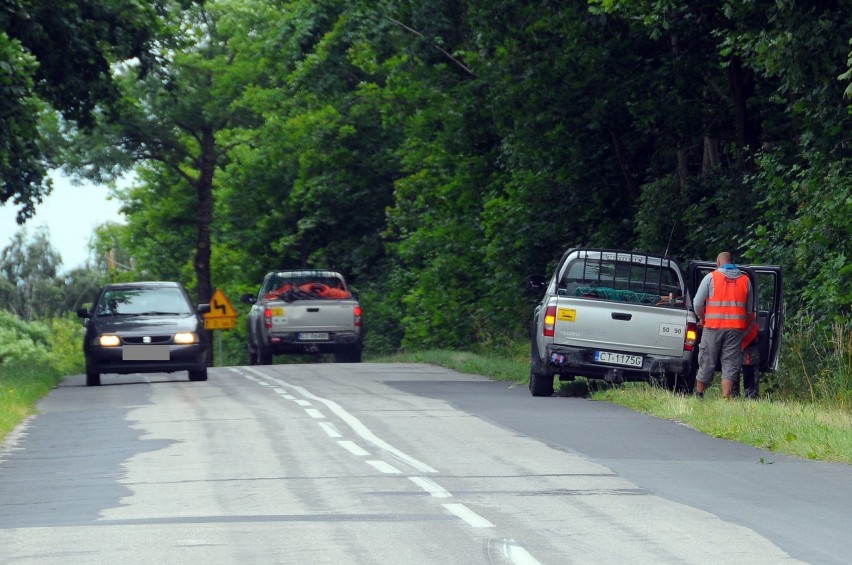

189,367,208,381
86,367,101,387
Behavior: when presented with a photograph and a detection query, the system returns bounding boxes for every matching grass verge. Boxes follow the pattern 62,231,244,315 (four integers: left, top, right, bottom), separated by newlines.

0,361,64,443
373,349,852,465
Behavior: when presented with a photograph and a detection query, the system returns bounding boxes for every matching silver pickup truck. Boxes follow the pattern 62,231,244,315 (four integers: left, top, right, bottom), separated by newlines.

526,248,783,397
242,270,363,364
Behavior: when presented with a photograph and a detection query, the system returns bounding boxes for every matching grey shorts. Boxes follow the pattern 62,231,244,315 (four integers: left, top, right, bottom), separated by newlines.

696,328,743,384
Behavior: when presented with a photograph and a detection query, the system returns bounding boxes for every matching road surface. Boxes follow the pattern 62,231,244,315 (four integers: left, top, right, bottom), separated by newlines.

1,363,849,564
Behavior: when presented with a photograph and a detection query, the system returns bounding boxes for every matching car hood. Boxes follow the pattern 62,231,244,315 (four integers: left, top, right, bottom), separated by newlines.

90,314,201,334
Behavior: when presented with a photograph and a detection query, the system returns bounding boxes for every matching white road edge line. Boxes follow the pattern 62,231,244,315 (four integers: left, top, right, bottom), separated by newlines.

238,367,438,474
442,503,495,528
275,376,439,474
409,476,452,498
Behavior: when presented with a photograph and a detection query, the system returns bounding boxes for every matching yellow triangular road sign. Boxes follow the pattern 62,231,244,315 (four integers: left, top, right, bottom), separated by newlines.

206,288,237,318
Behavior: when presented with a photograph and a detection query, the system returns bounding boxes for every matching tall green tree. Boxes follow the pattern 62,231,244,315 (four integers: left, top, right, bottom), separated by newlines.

0,0,163,220
64,0,259,310
0,228,65,320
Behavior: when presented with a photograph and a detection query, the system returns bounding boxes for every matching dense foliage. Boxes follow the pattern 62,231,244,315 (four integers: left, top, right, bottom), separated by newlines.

3,1,851,367
0,0,164,221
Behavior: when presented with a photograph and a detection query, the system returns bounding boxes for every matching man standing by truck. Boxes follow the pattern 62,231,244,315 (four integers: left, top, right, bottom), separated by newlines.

693,251,756,399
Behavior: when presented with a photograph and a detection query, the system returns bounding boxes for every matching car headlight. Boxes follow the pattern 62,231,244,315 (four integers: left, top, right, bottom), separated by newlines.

174,332,198,344
98,335,121,347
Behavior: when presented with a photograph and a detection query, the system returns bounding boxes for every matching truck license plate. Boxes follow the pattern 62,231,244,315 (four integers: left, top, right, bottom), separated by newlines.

594,350,643,368
298,332,329,341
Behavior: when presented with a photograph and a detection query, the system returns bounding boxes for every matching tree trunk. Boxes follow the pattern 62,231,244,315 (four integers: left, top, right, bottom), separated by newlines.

196,126,216,366
727,56,757,170
610,130,640,203
676,148,689,191
702,135,721,175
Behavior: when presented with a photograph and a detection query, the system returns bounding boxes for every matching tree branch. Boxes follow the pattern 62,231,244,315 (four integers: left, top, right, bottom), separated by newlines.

387,18,475,78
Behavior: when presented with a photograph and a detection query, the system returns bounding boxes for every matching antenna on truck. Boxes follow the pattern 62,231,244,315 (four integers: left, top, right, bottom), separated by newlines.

663,220,677,258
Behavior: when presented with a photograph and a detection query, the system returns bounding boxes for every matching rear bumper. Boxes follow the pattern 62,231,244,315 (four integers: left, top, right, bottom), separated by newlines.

545,344,693,381
268,331,362,354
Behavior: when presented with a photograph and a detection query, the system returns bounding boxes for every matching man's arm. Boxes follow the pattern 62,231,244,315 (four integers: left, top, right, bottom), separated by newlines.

693,274,712,322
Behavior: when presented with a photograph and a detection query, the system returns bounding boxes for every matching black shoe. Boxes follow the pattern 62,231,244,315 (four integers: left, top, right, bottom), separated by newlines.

695,391,704,399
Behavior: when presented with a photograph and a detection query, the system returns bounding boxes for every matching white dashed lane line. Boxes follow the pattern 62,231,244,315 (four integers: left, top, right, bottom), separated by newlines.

338,440,370,456
409,476,452,498
443,503,495,529
366,460,402,474
319,421,342,438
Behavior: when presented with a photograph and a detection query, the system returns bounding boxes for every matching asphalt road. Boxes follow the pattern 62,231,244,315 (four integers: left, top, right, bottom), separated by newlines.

1,363,849,564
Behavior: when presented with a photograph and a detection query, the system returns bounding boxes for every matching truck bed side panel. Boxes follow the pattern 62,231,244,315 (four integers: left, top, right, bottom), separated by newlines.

553,297,689,357
269,300,357,332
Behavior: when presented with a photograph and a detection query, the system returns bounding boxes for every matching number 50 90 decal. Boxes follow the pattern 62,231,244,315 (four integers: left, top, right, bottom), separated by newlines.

659,323,684,337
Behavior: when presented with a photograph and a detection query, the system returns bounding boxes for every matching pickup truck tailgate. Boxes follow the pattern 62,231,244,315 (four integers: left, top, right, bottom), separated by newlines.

554,297,688,357
272,301,356,331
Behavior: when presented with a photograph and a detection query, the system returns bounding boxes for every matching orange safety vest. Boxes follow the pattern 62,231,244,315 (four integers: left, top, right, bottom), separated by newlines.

704,270,750,330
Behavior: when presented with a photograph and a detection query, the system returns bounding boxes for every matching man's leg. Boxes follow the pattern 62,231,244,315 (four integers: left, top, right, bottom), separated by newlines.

695,329,721,396
719,330,744,399
721,377,736,398
743,344,760,399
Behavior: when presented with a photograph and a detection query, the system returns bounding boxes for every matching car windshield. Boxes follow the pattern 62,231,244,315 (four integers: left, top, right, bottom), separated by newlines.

96,287,192,316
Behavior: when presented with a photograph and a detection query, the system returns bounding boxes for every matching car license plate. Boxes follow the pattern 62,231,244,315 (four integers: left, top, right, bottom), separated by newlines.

123,345,170,361
298,332,329,341
594,350,643,368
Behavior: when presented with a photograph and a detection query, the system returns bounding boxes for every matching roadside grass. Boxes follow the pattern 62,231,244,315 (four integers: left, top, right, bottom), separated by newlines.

372,347,852,465
0,361,64,442
594,384,852,464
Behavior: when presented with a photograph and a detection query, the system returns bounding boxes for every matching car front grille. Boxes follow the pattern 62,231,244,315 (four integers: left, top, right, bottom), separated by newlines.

122,335,172,345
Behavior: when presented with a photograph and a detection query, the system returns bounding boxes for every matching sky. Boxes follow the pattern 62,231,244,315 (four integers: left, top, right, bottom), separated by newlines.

0,172,126,273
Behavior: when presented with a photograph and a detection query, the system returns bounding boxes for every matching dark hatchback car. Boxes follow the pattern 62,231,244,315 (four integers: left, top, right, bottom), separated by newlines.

77,281,210,386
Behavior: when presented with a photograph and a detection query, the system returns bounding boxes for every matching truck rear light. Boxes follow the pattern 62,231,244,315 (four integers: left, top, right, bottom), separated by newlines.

543,306,557,337
353,305,362,327
264,307,273,330
684,321,698,351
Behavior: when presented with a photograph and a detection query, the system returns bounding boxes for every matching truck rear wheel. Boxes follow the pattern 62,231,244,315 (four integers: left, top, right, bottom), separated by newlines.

529,338,554,397
258,341,273,365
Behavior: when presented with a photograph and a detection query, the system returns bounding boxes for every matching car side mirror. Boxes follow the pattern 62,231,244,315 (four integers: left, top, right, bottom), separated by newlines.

197,304,211,314
524,275,547,294
241,293,256,305
77,308,91,319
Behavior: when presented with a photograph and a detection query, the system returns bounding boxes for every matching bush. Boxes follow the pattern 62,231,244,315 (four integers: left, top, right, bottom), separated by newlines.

0,310,84,376
762,313,852,410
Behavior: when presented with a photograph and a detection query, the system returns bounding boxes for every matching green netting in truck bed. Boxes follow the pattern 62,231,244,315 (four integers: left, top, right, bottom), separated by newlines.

572,286,660,304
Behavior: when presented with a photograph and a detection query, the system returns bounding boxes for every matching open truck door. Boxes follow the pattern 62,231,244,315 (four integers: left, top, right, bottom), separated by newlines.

688,261,784,373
